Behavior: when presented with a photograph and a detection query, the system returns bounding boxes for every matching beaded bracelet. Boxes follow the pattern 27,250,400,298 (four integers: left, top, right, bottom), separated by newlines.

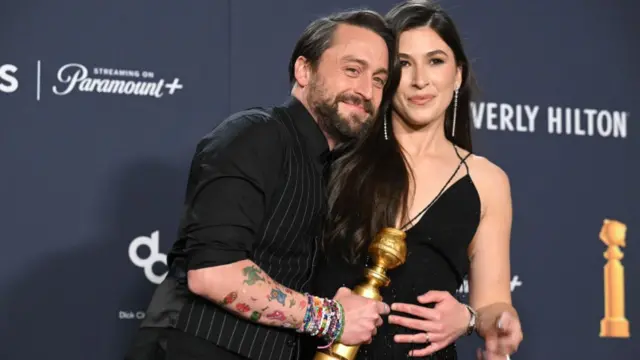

297,293,344,347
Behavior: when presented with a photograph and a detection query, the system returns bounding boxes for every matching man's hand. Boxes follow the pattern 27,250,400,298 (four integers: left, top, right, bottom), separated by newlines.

333,287,390,345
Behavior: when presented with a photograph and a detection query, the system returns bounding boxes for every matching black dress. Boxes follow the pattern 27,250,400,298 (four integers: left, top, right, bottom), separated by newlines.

302,147,480,360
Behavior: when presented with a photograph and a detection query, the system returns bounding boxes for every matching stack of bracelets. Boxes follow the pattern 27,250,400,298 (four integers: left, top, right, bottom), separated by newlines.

297,293,345,347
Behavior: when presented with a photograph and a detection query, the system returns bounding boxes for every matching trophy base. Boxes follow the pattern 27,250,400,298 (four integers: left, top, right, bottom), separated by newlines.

599,318,630,338
313,351,347,360
313,343,358,360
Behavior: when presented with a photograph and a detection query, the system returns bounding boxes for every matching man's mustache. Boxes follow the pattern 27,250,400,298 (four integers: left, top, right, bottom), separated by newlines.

336,93,374,115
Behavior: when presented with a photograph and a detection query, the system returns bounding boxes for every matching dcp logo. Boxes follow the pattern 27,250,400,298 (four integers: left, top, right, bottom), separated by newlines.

128,230,168,284
0,64,19,93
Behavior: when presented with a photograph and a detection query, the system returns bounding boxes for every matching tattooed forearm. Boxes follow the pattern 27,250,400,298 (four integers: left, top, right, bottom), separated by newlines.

189,259,308,329
267,288,287,306
242,265,266,285
220,291,237,305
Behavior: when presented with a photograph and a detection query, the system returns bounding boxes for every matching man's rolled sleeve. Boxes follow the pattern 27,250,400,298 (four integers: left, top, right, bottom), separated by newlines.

181,113,284,271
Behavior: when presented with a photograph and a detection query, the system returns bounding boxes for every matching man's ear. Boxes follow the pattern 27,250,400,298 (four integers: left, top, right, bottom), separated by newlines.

293,56,312,87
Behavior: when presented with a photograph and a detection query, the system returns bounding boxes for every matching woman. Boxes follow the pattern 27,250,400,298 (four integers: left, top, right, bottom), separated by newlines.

310,1,523,359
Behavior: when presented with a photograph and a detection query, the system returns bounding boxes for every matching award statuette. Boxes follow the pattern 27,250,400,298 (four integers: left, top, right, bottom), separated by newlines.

599,219,630,338
314,227,407,360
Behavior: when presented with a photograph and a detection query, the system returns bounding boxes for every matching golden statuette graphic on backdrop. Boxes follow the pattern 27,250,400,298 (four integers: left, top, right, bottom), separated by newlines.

599,219,630,338
314,227,407,360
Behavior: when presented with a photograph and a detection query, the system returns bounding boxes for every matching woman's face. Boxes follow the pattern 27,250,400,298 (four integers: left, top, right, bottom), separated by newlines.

392,26,462,128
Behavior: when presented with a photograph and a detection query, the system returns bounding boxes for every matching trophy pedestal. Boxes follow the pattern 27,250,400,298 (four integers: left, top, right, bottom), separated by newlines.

600,318,629,338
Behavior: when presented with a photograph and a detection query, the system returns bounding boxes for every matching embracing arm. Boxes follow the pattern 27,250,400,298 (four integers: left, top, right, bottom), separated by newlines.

180,113,385,344
181,114,308,328
189,261,308,327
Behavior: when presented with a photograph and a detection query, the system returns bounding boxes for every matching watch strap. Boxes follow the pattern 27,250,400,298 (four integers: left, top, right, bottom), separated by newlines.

463,304,477,336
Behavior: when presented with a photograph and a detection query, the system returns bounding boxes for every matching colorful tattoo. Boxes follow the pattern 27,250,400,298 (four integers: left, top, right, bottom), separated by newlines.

289,297,295,308
268,288,287,306
222,291,237,305
235,303,251,313
266,310,286,321
242,265,266,285
298,299,307,310
287,314,298,327
250,311,262,321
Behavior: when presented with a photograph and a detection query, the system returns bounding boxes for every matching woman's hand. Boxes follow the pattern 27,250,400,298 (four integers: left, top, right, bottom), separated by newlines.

476,348,510,360
388,290,470,357
476,304,522,356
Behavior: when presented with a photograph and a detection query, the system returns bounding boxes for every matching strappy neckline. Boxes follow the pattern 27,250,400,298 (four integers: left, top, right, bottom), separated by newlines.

403,173,471,233
399,145,472,232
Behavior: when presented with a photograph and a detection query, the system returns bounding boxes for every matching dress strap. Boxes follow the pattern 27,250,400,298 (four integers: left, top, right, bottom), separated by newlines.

452,144,472,174
400,144,470,230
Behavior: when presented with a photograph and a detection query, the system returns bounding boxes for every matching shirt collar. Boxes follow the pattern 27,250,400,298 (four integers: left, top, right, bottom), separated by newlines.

283,96,330,164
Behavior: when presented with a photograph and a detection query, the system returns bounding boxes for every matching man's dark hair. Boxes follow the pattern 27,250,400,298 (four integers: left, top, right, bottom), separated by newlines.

287,9,398,89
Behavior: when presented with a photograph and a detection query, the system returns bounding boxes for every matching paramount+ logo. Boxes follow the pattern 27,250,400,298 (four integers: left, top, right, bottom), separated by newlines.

0,64,19,93
1,61,184,100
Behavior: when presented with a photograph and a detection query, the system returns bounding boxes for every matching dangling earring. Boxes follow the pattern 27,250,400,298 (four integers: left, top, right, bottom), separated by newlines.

451,87,459,138
384,115,389,140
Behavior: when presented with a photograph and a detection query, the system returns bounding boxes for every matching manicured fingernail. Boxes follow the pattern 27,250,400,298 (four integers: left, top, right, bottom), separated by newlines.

497,312,506,329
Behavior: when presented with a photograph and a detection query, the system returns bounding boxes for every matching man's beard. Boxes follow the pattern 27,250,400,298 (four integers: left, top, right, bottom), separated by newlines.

307,75,376,144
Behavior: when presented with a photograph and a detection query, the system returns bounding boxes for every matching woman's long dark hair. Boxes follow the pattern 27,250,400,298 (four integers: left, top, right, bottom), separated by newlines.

323,0,477,263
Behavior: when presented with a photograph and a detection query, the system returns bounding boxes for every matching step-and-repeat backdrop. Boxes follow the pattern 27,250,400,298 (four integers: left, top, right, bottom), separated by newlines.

1,0,638,359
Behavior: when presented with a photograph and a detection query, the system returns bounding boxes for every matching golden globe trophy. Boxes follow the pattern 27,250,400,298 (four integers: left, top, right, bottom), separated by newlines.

314,227,407,360
599,219,630,338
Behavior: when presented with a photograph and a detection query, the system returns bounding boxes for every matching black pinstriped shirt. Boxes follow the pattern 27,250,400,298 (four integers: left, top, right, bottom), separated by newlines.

140,96,329,360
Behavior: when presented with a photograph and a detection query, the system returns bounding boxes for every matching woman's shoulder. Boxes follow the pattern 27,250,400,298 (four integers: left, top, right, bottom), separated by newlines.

457,149,511,213
466,153,509,186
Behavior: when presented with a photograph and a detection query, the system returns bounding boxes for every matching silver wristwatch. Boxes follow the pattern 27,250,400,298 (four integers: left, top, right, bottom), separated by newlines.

463,304,477,336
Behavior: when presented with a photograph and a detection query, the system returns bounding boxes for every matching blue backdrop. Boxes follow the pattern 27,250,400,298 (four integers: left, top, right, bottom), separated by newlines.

1,0,638,359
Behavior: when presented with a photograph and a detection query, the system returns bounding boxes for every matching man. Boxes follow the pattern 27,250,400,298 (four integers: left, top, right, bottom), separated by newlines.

124,9,398,360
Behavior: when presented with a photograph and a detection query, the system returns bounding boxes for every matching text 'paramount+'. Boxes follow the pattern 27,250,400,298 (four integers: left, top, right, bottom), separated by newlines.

52,63,183,98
